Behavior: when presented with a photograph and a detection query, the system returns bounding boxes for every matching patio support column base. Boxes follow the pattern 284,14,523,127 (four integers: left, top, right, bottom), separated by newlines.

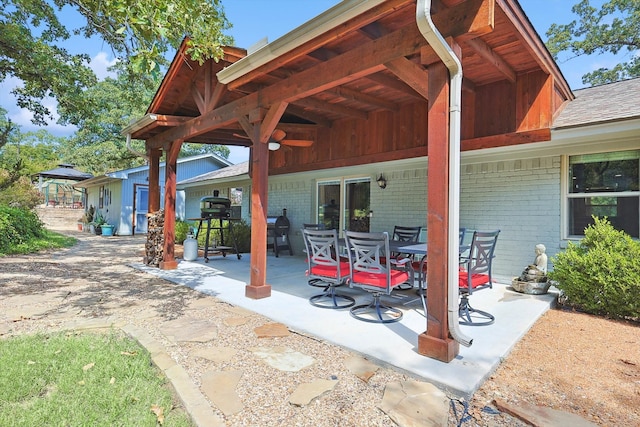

159,260,178,270
245,284,271,299
418,333,459,363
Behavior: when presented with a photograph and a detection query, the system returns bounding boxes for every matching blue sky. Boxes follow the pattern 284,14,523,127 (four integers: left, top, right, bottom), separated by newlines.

0,0,630,164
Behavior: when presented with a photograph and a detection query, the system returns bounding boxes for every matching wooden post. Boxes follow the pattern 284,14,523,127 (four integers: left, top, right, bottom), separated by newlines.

160,141,182,270
246,125,271,299
148,147,161,213
418,61,459,362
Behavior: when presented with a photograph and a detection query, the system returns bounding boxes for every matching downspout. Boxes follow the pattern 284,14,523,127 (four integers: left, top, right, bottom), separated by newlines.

126,133,149,162
416,0,472,347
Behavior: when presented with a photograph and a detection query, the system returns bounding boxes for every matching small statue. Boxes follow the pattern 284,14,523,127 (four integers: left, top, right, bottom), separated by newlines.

519,244,548,283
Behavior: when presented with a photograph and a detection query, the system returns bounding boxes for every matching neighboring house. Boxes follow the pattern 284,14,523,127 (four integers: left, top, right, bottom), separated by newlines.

176,78,640,281
74,154,232,235
33,164,93,208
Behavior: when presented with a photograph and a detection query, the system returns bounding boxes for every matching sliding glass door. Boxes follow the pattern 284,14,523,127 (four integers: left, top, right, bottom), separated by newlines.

317,177,370,232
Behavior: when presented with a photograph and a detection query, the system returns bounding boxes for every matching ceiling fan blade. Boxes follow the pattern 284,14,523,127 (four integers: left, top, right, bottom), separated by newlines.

232,133,250,140
281,139,314,147
271,129,287,142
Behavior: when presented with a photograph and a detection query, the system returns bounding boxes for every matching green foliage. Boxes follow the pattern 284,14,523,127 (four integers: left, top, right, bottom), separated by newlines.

0,331,193,426
0,175,43,209
195,219,251,253
1,0,232,126
546,0,640,86
549,217,640,319
175,219,191,244
0,205,45,255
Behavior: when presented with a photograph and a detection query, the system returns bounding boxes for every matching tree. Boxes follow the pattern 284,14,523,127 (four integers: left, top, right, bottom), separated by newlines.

1,0,232,125
546,0,640,86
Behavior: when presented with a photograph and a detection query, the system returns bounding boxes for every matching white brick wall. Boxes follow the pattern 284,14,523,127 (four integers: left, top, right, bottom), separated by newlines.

460,156,561,278
184,156,563,277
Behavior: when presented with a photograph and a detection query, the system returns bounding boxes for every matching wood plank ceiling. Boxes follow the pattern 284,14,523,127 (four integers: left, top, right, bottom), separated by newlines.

129,0,572,157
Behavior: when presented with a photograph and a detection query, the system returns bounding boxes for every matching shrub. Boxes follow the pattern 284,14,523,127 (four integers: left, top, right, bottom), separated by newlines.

0,205,44,254
195,219,251,253
175,219,191,244
549,217,640,319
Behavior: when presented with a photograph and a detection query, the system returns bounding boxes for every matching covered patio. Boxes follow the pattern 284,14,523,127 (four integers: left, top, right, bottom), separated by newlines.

134,252,556,397
125,0,572,362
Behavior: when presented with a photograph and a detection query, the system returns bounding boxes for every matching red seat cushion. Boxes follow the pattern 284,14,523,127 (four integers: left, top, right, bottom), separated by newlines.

352,269,409,288
309,261,351,279
458,272,490,289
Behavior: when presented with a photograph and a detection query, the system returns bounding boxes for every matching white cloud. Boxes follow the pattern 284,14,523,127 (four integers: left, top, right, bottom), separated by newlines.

89,51,118,80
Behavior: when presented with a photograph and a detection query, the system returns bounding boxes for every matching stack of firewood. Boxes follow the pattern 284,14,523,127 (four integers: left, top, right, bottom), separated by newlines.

144,210,164,266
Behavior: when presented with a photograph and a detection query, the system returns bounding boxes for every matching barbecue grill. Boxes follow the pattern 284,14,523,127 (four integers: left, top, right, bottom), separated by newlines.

200,195,231,219
267,209,293,257
193,191,241,262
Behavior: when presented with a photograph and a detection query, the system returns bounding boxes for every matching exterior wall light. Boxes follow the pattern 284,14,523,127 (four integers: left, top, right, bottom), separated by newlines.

376,174,387,189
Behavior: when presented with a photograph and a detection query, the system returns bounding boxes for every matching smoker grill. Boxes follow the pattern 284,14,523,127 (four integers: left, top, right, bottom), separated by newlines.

200,196,231,219
267,209,293,257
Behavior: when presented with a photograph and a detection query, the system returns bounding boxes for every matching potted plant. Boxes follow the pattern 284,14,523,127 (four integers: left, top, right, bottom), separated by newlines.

91,210,106,235
79,205,95,232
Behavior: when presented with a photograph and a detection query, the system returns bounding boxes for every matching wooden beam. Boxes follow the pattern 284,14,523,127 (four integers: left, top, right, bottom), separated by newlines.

261,102,289,142
225,0,414,91
366,73,425,99
146,147,161,213
461,128,551,150
160,140,183,271
285,105,334,128
149,0,494,147
384,57,430,100
419,60,459,363
292,97,369,120
329,86,399,111
464,37,516,83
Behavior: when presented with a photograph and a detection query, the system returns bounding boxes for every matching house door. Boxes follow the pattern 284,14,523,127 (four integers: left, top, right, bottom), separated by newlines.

317,177,370,233
134,184,149,234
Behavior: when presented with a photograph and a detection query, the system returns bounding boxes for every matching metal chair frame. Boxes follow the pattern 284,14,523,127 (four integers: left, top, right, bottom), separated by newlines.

302,228,355,309
345,231,409,323
458,230,500,326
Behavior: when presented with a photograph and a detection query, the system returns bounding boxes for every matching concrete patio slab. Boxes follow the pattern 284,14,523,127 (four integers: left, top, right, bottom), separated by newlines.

132,252,556,398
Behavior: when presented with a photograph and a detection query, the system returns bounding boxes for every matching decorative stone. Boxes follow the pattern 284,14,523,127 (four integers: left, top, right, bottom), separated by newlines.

162,317,218,342
289,379,338,406
494,398,598,427
511,278,552,295
379,380,449,427
254,322,290,338
344,355,379,382
250,346,315,372
192,346,238,363
224,317,248,326
200,370,244,416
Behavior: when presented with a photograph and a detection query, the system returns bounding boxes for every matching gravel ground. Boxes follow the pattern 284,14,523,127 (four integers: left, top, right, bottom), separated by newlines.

0,207,638,426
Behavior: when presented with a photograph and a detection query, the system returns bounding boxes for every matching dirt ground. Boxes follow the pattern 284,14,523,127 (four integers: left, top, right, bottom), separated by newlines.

1,207,639,426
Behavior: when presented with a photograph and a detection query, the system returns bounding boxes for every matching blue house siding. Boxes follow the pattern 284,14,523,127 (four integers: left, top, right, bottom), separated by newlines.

75,154,231,235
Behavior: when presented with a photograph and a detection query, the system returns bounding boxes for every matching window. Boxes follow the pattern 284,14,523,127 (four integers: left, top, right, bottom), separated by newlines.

317,177,371,233
566,150,639,237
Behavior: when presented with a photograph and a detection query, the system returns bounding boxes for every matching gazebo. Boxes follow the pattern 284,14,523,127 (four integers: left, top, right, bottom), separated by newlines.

124,0,572,362
33,164,93,208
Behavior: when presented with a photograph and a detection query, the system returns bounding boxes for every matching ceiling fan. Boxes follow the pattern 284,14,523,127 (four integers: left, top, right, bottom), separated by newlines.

233,129,314,150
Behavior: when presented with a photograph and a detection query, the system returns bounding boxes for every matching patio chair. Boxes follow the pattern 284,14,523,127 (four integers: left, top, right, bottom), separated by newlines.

390,225,422,290
302,228,355,309
458,230,500,326
303,223,325,230
345,231,410,323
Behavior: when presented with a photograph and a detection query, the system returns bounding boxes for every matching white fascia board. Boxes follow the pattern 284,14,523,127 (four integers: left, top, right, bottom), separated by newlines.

461,118,640,164
121,114,158,136
217,0,386,84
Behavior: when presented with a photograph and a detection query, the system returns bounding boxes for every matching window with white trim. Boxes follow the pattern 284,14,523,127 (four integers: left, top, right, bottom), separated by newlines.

567,150,639,238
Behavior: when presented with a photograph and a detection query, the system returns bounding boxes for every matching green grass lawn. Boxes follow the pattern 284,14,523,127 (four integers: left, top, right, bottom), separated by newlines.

0,330,193,426
0,229,77,256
